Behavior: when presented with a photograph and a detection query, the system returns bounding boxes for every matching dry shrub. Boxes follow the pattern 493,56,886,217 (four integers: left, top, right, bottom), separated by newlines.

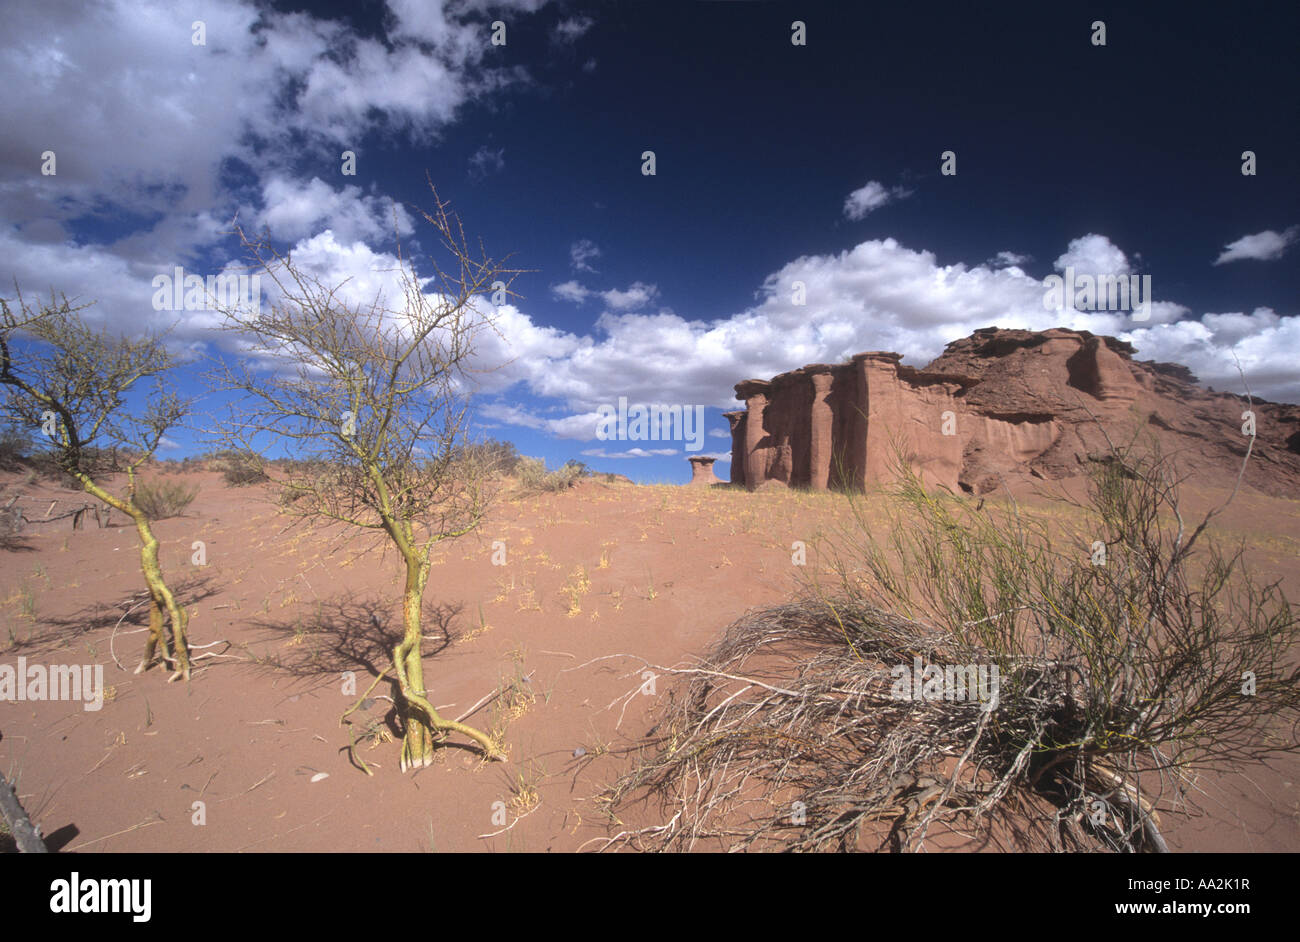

279,483,310,506
0,503,26,549
134,479,199,520
515,456,587,493
28,446,123,489
456,438,521,476
206,449,269,486
602,442,1298,852
0,423,29,471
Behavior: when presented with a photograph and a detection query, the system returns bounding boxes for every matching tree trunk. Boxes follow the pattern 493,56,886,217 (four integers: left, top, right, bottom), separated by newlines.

136,592,171,676
393,553,500,769
74,476,190,680
125,506,191,681
0,770,47,852
131,511,189,680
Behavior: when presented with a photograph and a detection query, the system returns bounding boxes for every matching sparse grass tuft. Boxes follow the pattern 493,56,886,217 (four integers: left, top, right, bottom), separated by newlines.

561,565,591,617
508,761,543,816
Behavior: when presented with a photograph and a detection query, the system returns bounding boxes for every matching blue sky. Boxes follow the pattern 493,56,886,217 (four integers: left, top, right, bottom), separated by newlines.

2,0,1297,483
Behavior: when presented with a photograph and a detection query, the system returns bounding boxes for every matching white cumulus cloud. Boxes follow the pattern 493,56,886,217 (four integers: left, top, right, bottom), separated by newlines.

252,177,415,245
551,280,592,303
455,234,1299,443
843,181,911,220
600,282,659,311
1055,233,1131,275
1213,227,1297,265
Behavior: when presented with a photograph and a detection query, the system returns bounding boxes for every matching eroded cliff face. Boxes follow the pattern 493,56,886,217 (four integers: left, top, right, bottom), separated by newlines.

728,327,1300,498
727,353,969,493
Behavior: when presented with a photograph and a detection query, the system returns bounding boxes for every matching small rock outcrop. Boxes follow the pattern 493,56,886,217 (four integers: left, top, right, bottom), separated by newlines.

687,455,723,487
726,327,1300,498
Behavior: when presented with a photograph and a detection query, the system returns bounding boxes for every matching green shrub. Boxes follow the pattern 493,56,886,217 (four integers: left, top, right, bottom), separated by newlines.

134,479,198,520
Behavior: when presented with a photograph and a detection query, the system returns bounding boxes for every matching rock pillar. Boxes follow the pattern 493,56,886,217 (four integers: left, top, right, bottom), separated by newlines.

736,380,771,491
724,411,747,486
808,367,834,491
687,456,722,486
849,354,873,490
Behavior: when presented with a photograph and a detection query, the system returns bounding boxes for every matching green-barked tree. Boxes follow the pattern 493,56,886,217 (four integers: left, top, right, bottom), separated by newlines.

0,286,193,680
212,182,522,768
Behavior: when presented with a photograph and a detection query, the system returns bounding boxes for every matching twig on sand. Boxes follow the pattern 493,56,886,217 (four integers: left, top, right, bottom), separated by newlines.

476,802,540,840
66,811,164,851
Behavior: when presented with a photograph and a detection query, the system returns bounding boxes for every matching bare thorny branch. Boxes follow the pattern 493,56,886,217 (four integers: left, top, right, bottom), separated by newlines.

0,283,197,680
206,180,529,763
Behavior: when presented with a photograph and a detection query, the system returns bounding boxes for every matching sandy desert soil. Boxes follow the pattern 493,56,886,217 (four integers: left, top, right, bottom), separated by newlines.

1,469,1297,852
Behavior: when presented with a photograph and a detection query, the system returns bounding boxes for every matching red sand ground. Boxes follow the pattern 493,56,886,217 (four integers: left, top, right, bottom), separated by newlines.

1,469,1297,852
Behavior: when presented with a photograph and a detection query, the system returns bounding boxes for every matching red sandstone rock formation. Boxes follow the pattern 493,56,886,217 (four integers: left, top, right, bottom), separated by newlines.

687,455,724,487
727,327,1300,498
